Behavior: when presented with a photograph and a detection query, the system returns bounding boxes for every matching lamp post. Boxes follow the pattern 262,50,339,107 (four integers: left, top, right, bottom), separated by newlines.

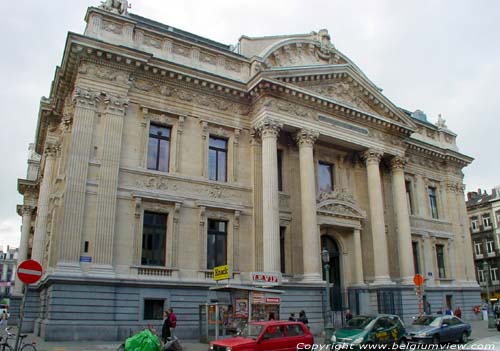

322,248,334,341
482,260,496,329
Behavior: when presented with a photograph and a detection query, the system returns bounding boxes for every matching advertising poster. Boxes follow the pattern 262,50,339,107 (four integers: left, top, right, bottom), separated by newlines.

234,298,249,318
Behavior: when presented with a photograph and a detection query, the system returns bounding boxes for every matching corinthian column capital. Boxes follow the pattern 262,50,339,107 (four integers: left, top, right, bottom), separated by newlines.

390,156,407,171
254,118,283,138
17,205,35,217
103,94,130,114
43,143,59,158
72,86,101,108
294,128,319,147
362,149,383,165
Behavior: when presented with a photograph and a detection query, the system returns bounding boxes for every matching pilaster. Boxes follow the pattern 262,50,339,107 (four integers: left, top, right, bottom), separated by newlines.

295,128,322,282
362,149,392,285
352,228,365,286
31,144,57,263
91,94,129,274
390,156,415,284
57,87,100,273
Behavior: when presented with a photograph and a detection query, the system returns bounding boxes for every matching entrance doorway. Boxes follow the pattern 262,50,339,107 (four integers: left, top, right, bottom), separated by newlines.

321,235,342,311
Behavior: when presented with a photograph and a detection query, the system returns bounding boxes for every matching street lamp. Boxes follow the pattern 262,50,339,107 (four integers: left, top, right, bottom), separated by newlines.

322,248,334,341
482,260,496,329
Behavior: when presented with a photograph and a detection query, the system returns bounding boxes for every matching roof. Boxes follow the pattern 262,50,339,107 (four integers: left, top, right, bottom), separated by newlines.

466,188,500,208
128,13,236,54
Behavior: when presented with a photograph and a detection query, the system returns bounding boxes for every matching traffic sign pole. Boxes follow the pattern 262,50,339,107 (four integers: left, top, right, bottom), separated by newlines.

14,260,43,351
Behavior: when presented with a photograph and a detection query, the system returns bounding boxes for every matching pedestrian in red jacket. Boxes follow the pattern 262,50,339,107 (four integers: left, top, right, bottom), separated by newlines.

168,308,177,337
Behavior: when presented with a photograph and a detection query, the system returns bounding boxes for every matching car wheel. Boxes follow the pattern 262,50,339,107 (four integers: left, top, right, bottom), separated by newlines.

459,332,468,344
432,334,440,345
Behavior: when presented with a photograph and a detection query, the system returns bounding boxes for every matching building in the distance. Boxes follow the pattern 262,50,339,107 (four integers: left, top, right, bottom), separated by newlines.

15,1,480,341
0,246,18,301
467,187,500,302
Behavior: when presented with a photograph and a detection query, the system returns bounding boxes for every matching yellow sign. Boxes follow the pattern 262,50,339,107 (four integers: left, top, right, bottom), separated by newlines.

213,265,230,281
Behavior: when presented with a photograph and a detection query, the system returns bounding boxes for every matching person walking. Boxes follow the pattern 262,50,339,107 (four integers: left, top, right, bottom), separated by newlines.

454,306,462,319
288,313,296,321
168,308,177,337
161,310,171,343
345,308,353,322
0,310,7,327
298,310,309,327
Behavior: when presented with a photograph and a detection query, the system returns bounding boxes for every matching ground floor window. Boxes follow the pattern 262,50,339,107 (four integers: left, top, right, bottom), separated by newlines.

207,219,227,269
144,299,165,320
142,212,167,266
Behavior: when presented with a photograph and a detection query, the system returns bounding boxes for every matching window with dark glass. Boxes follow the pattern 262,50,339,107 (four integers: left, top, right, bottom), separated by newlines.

208,137,227,182
280,226,286,273
319,162,333,193
147,124,171,172
277,150,283,192
428,186,439,219
141,212,167,266
405,181,414,215
412,241,420,274
436,244,446,278
144,299,164,320
207,220,227,269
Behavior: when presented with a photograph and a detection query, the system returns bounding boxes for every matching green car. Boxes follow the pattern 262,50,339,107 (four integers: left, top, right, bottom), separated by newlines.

330,314,406,348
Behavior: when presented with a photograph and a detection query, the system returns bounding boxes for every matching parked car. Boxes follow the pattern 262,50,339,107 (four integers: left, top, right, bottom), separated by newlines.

209,321,313,351
329,314,406,348
405,315,471,344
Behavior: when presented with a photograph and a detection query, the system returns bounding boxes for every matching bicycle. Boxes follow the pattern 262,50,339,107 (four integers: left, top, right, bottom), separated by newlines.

0,327,36,351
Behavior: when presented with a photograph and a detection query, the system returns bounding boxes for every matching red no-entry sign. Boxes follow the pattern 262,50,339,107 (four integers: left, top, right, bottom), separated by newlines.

17,260,42,285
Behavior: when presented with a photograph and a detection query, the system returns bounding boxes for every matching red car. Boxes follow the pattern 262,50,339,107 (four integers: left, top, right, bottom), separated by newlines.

209,321,314,351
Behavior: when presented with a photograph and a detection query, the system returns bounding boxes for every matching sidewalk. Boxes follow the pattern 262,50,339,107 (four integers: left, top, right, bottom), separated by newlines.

5,320,499,351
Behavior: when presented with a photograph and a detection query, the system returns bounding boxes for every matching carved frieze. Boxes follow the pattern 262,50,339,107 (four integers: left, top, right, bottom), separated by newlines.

317,189,356,205
225,60,241,73
130,78,248,115
173,44,191,58
207,185,224,199
200,52,217,65
135,176,177,191
143,35,162,49
261,99,314,119
78,62,129,85
101,20,123,34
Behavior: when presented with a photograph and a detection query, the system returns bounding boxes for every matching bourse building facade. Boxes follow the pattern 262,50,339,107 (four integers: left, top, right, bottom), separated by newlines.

15,3,480,341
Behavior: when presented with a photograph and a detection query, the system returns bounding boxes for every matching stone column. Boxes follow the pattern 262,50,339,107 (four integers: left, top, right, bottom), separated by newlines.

91,95,128,274
255,118,282,273
13,205,34,295
31,144,57,263
391,156,415,284
352,228,365,285
57,87,99,271
295,129,322,282
363,149,392,285
456,183,477,283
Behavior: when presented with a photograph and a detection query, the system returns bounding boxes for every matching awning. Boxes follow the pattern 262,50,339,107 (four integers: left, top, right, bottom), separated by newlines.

209,284,285,294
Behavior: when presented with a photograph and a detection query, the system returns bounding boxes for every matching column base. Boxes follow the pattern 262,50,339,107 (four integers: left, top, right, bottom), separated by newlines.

371,276,394,286
87,264,115,278
302,273,323,283
399,276,415,285
54,262,83,277
350,282,367,288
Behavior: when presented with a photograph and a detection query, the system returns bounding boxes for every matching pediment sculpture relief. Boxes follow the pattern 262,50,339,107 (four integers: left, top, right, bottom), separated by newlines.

299,80,378,115
317,189,366,220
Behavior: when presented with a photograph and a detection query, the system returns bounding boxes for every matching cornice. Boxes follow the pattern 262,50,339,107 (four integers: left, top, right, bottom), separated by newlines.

406,139,473,167
17,179,39,196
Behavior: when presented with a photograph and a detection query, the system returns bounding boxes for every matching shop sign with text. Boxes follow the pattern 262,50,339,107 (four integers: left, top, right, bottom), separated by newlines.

213,264,231,281
251,272,282,286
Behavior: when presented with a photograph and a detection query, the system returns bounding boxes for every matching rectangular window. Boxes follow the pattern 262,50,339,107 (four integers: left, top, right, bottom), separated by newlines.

280,226,286,273
277,150,283,192
405,181,414,215
491,267,498,281
318,162,334,193
141,212,167,266
436,244,446,278
478,269,485,283
471,217,479,231
144,299,165,320
208,137,227,182
487,240,495,254
496,211,500,227
474,241,482,255
483,214,492,228
428,186,439,219
412,241,420,274
147,124,171,172
207,219,227,270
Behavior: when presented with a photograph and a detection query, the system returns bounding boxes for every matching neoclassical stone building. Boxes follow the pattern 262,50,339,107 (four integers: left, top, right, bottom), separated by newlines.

15,3,480,341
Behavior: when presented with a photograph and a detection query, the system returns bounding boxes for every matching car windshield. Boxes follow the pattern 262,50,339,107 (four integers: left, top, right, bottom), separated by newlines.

346,316,375,329
239,324,264,339
412,316,441,327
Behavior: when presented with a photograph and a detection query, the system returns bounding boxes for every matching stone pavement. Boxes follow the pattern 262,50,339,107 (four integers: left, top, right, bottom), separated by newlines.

2,320,498,351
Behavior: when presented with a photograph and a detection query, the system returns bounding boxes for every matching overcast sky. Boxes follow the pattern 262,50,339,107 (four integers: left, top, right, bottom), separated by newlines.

1,0,499,249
